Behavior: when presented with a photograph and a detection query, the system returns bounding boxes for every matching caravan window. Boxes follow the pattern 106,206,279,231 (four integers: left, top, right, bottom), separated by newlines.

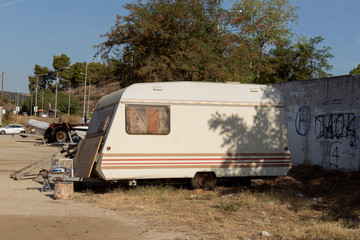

126,105,170,135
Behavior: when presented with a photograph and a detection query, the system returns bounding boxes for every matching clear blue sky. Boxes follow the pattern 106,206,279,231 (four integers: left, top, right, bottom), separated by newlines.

0,0,359,93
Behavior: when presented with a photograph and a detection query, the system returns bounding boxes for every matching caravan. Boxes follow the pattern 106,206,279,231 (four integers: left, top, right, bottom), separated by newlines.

73,82,291,189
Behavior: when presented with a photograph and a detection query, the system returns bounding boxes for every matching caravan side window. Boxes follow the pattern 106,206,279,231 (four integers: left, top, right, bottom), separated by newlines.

87,105,115,137
126,105,170,135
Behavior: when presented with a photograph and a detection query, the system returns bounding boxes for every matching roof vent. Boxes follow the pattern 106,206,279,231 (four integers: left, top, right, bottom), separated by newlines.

153,86,162,91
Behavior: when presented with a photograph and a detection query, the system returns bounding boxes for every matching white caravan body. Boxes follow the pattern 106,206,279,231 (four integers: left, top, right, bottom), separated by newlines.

73,82,291,182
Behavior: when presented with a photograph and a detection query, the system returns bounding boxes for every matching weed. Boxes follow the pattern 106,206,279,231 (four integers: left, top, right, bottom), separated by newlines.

200,193,214,200
217,200,242,213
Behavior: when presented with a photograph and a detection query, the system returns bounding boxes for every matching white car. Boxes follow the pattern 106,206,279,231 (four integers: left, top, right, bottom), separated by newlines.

0,124,26,135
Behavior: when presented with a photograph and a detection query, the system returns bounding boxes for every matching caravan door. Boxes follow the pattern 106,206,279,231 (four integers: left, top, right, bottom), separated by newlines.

73,104,116,178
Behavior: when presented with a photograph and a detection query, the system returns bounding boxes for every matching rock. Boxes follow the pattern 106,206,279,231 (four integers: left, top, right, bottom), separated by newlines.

261,230,270,237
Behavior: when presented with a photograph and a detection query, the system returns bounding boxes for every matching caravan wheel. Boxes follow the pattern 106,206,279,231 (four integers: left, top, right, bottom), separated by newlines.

191,172,217,190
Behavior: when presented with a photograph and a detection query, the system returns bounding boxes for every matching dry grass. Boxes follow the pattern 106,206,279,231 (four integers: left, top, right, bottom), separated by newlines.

76,166,360,239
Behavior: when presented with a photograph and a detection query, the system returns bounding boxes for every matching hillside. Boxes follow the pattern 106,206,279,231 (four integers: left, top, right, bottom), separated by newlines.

1,91,30,111
70,82,121,114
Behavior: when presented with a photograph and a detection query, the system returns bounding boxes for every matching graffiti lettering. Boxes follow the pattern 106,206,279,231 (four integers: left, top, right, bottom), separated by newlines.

315,113,356,140
295,106,311,136
329,141,342,168
322,99,342,106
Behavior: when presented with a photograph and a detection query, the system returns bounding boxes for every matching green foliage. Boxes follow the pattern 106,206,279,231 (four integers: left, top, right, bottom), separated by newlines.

103,59,124,86
41,88,55,111
21,89,78,115
55,61,108,89
20,98,31,114
231,0,298,50
3,110,11,124
63,62,87,88
349,64,360,75
96,0,235,86
86,62,107,86
3,96,9,104
94,0,330,85
200,193,214,200
53,54,71,71
229,0,298,83
28,65,52,91
217,200,243,212
34,64,51,76
57,93,79,114
26,0,335,95
21,88,70,114
28,75,37,92
263,36,333,83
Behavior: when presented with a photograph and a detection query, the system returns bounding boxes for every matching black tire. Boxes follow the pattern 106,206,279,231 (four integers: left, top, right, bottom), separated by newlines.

44,127,53,143
0,130,5,135
19,130,26,134
51,127,69,142
191,172,217,190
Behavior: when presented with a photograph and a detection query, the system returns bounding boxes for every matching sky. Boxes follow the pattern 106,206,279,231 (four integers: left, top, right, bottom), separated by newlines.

0,0,359,93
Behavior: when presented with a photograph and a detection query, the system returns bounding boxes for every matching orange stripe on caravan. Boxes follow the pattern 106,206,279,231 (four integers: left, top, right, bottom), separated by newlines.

102,163,292,170
102,158,291,162
102,161,292,165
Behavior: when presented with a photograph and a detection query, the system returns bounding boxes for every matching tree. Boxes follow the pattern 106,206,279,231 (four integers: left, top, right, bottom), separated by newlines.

57,93,79,114
263,36,333,83
28,55,72,92
229,0,298,83
350,64,360,75
104,59,125,86
21,88,56,114
96,0,234,86
53,54,71,71
57,62,85,89
58,61,108,89
86,62,107,86
28,65,51,92
51,54,71,91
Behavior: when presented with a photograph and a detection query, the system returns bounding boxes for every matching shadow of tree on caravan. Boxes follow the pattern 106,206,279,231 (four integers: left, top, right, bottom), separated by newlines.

208,85,290,184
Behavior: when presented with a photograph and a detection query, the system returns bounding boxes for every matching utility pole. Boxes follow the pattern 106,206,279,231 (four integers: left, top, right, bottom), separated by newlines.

1,72,4,106
16,83,19,116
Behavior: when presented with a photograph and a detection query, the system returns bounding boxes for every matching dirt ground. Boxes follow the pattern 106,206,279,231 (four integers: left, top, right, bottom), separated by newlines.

0,135,187,240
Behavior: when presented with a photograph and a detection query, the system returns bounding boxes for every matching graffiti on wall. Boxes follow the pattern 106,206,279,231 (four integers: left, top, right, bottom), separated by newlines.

329,141,342,168
316,99,343,110
295,106,311,136
314,113,356,140
295,106,357,140
294,104,359,169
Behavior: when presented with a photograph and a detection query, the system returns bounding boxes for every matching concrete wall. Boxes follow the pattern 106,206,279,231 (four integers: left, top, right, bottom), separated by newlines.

275,75,360,171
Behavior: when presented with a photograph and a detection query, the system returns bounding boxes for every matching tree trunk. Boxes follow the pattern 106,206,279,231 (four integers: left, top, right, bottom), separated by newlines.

54,182,74,200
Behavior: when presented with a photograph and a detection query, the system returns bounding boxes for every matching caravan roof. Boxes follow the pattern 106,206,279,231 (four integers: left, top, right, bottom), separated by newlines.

95,82,283,109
